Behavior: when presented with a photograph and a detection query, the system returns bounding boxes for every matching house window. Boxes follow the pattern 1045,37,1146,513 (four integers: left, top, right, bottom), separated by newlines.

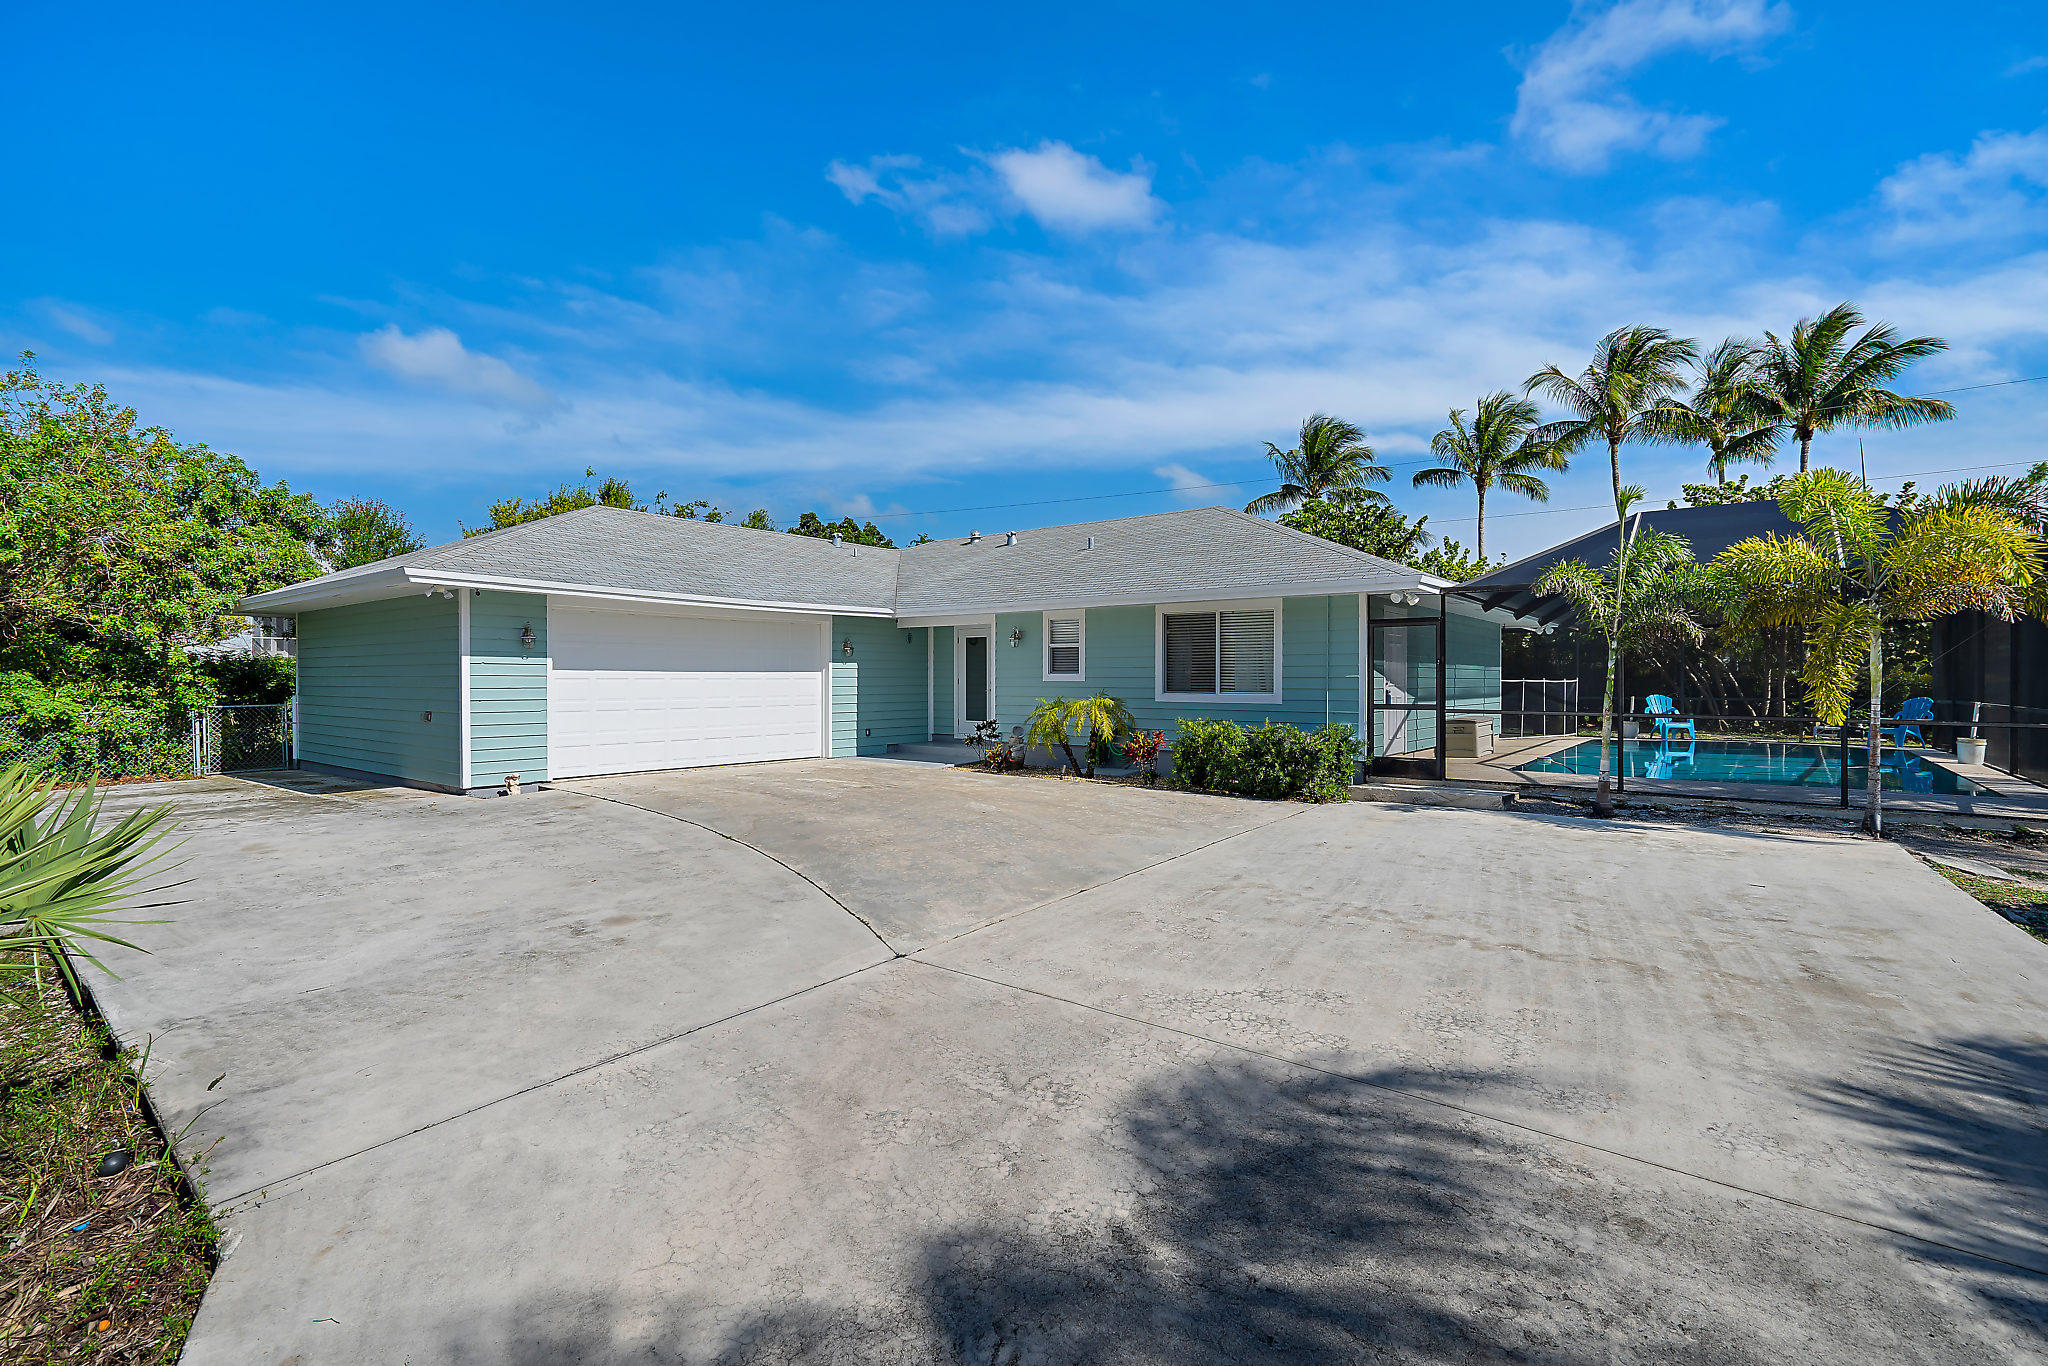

1157,602,1281,702
1043,611,1085,681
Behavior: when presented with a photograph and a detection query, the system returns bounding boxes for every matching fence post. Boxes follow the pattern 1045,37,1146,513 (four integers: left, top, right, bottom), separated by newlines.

1838,724,1849,809
189,712,204,776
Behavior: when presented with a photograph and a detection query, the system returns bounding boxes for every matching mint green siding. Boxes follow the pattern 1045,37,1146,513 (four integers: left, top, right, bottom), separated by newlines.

296,596,460,787
929,626,954,738
988,597,1361,741
468,592,548,787
830,617,930,756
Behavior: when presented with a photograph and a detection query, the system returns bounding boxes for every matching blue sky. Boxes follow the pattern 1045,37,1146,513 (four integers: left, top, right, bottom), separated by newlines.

7,1,2046,558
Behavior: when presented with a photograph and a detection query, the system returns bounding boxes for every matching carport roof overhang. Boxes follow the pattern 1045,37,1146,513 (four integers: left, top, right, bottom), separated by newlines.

235,569,897,618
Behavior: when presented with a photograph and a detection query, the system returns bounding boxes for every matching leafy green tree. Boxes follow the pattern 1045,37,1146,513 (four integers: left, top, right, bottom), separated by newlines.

0,358,326,727
1535,488,1708,817
1655,339,1780,485
1526,325,1698,504
464,469,642,535
1411,391,1565,562
789,512,894,548
1411,539,1495,582
1279,498,1433,562
1246,414,1389,514
1750,303,1953,473
328,497,422,568
1711,468,2040,834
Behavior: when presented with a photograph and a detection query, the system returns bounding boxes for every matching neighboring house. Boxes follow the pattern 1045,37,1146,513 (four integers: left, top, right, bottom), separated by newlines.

236,505,1526,793
187,614,298,659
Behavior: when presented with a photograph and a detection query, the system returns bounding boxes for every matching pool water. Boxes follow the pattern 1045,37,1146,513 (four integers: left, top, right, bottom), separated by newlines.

1513,738,1988,795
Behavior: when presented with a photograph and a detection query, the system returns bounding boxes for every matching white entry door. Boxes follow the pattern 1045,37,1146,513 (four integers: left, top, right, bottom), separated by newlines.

549,604,826,779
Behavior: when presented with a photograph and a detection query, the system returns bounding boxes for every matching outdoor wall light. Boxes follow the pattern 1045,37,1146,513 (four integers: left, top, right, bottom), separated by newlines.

842,637,855,657
904,631,914,645
1009,628,1024,647
519,622,536,651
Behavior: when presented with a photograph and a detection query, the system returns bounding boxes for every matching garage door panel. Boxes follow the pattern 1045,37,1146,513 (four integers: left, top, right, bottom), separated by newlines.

549,607,825,779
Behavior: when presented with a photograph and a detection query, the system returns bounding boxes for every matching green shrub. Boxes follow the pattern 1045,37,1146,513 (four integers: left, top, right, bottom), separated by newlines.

1168,719,1361,802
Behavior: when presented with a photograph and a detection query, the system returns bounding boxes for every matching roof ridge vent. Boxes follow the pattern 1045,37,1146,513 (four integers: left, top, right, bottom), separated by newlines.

967,529,981,542
1003,531,1016,547
831,532,842,546
1085,536,1094,550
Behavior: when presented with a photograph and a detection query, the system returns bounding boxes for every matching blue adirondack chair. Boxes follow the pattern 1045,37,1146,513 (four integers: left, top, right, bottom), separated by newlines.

1644,694,1695,741
1887,696,1935,749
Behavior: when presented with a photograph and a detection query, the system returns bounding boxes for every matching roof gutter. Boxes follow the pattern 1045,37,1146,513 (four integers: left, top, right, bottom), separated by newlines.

236,567,896,618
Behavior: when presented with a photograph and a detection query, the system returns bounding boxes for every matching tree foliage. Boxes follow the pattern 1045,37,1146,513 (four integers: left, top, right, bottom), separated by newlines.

328,497,422,569
1246,414,1389,515
1652,339,1779,485
1412,391,1565,562
1277,499,1494,580
1709,468,2041,833
0,357,327,728
1749,303,1954,472
788,512,894,548
1526,325,1698,503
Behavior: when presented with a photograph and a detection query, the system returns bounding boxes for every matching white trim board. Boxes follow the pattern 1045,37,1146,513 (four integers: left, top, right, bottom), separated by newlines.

457,590,472,790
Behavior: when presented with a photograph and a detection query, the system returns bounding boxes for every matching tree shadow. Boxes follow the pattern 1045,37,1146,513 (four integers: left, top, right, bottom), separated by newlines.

457,1059,2029,1363
1803,1034,2048,1324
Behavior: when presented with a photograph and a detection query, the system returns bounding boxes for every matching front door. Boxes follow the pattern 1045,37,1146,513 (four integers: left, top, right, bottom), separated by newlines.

957,629,992,736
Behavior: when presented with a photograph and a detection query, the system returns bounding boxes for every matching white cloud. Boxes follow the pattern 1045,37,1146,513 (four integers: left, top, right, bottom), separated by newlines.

824,155,992,237
37,301,113,345
1878,128,2048,247
358,325,555,410
2007,55,2048,77
1511,0,1792,172
1153,463,1219,502
986,142,1162,232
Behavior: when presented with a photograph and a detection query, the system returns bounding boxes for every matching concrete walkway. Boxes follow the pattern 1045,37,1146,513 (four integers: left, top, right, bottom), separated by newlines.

84,766,2048,1363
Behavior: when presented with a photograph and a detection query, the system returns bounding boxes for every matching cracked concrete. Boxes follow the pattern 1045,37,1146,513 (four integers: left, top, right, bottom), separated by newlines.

82,767,2048,1363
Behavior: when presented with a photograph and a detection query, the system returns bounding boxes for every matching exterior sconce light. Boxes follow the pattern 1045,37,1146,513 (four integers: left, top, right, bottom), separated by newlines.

842,637,855,657
519,622,536,651
1009,628,1024,647
904,631,914,645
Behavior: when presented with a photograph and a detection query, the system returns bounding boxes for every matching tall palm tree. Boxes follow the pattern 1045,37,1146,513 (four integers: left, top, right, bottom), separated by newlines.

1534,488,1708,818
1654,339,1781,485
1525,325,1698,504
1410,392,1566,562
1750,303,1954,472
1245,414,1390,515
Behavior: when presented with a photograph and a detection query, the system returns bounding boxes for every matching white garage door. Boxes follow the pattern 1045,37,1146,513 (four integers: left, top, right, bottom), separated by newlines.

548,605,826,779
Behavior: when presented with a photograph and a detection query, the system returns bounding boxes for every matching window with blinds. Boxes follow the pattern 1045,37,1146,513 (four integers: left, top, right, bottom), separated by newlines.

1043,612,1084,679
1159,604,1278,698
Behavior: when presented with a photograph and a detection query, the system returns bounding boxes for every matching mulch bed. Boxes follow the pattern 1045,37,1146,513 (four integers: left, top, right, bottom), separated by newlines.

0,955,217,1363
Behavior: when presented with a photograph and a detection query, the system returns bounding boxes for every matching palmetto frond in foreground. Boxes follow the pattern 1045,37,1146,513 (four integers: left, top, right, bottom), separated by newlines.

1025,694,1136,778
1,765,180,987
1246,414,1390,515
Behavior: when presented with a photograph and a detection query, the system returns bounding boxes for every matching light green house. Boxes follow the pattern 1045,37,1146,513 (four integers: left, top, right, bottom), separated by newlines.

239,505,1526,793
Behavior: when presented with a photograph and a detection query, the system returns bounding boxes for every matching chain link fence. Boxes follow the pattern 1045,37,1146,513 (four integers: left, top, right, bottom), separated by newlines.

191,703,293,774
1,702,293,780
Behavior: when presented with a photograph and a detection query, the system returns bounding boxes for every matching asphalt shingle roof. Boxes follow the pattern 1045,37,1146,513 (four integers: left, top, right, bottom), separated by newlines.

248,503,1422,616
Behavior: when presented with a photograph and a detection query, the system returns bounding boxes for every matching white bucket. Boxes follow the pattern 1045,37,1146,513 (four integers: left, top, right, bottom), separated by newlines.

1956,737,1988,766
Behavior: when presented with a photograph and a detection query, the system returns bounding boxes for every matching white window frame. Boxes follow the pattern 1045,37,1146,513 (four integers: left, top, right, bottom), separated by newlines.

1154,598,1283,704
1042,610,1086,683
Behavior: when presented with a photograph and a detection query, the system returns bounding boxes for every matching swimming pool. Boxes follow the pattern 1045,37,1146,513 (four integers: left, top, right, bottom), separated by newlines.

1512,738,1988,795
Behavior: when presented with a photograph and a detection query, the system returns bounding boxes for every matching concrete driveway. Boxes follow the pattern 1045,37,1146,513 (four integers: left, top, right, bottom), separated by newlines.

85,763,2048,1363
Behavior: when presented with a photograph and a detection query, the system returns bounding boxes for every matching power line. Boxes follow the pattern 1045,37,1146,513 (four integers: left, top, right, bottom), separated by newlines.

865,375,2048,526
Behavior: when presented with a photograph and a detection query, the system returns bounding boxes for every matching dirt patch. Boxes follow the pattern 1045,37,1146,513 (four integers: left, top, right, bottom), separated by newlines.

0,955,217,1363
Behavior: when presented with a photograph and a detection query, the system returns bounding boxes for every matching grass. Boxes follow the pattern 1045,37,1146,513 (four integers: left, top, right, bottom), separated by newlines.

0,953,217,1363
1927,869,2048,944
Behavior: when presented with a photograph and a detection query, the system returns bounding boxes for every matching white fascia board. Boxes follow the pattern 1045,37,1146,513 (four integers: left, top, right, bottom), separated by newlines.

893,575,1427,627
241,568,894,618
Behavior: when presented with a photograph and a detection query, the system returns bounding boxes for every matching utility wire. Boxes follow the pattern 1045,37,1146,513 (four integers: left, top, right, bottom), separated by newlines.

865,373,2048,526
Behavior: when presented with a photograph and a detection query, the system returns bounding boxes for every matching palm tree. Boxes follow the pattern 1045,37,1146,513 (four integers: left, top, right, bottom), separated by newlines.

1025,694,1136,778
1245,414,1389,515
1711,469,2041,834
1525,325,1698,504
1534,489,1708,818
1750,303,1954,472
1654,339,1780,485
1411,392,1566,562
